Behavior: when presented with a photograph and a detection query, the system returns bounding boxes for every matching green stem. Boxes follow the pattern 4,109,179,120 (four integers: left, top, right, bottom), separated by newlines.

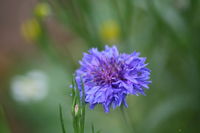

120,106,135,133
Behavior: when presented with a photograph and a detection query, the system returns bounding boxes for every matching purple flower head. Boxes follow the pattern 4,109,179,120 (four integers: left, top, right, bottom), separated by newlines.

75,45,151,112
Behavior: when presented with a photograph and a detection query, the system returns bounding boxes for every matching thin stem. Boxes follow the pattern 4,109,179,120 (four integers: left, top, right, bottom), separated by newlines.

120,106,135,133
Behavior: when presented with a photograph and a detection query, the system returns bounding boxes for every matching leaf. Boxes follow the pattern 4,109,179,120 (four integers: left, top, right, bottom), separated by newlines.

59,104,66,133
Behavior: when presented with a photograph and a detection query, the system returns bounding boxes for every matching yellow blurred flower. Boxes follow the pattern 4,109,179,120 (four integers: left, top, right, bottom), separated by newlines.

21,18,41,42
34,3,50,18
99,20,120,43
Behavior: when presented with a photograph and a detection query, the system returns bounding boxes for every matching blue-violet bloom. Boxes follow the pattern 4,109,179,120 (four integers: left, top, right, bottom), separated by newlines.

75,45,151,112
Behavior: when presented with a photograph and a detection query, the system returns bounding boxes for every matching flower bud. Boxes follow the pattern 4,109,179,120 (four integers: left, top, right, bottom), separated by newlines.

74,104,79,116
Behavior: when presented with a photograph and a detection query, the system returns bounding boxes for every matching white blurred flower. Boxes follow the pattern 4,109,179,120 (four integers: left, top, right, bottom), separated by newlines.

11,70,48,103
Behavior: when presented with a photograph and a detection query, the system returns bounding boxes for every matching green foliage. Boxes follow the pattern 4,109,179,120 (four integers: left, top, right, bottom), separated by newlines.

71,77,86,133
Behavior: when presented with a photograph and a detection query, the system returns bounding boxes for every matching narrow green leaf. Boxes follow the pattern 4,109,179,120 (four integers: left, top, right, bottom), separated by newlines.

59,104,66,133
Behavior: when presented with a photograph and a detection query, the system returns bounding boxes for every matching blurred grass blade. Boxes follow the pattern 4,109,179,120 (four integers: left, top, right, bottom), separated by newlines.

59,104,66,133
0,105,11,133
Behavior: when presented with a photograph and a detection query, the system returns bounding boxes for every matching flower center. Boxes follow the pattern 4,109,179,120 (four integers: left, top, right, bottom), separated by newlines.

91,58,122,85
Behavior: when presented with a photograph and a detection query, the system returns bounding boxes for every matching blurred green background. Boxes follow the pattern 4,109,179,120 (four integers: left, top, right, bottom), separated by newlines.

0,0,200,133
